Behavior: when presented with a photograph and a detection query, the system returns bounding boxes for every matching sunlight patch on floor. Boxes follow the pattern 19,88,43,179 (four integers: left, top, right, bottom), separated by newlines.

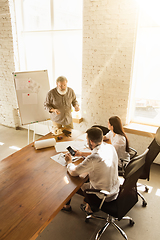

155,189,160,197
9,146,21,151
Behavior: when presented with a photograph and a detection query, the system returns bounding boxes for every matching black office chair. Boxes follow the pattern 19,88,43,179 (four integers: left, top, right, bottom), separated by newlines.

137,127,160,206
83,150,148,240
120,127,160,207
92,125,109,135
93,124,160,207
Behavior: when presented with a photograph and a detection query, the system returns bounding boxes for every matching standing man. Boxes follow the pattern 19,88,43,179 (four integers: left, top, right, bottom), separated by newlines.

63,127,120,213
44,76,79,131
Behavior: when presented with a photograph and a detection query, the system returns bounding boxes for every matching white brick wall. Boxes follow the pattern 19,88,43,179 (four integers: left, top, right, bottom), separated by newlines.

77,0,139,132
0,0,18,127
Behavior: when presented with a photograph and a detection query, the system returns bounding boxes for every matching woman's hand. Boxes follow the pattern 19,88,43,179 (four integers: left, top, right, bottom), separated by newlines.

103,135,107,141
103,136,111,144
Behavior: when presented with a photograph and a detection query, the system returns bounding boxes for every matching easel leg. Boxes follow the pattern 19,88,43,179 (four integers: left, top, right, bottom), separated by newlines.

28,124,30,144
33,123,36,142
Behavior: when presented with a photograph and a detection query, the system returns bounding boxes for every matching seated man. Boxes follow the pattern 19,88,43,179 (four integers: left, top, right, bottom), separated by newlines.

63,127,120,213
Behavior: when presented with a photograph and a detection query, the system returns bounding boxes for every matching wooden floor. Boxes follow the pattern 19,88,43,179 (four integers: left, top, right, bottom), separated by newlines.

0,124,160,240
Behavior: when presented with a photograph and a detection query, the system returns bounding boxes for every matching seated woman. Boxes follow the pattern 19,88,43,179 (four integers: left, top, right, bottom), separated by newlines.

103,116,130,168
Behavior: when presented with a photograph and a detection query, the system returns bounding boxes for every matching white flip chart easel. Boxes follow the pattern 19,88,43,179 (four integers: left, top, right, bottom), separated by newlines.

13,70,51,144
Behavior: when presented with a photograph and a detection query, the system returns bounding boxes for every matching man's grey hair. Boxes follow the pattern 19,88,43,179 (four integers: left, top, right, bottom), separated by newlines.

56,76,68,83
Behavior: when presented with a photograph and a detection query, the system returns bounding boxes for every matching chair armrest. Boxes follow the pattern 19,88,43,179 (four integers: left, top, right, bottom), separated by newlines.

84,188,109,196
120,158,130,163
100,190,110,195
129,147,137,159
120,147,137,166
84,189,102,194
84,189,109,210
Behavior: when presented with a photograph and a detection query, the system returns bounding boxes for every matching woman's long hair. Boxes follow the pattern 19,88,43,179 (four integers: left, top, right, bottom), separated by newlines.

109,116,129,152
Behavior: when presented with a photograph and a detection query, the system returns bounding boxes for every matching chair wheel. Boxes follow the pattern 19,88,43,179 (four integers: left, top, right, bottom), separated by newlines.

85,218,89,223
145,187,149,192
142,201,147,207
130,220,135,226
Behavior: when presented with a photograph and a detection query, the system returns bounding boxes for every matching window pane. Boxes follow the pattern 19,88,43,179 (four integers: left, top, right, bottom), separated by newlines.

53,0,83,30
14,0,83,98
131,2,160,126
22,32,53,85
53,30,82,95
23,0,51,31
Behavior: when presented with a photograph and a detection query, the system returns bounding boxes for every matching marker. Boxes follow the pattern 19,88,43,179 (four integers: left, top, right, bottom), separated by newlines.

57,136,63,140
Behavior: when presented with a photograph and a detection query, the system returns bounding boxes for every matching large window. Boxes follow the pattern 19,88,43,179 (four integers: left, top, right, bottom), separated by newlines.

14,0,83,101
130,0,160,127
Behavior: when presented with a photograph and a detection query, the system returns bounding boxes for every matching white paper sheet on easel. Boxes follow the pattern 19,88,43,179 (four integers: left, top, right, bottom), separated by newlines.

15,78,41,92
22,93,37,104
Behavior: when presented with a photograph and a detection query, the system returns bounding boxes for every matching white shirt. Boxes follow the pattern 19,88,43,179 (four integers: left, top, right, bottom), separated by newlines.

67,142,120,201
105,131,130,167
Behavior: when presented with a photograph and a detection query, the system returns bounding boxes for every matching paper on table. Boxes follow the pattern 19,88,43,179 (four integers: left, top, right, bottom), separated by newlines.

55,141,75,152
51,153,82,166
72,141,89,151
51,153,66,166
76,133,87,141
77,142,91,153
55,140,91,153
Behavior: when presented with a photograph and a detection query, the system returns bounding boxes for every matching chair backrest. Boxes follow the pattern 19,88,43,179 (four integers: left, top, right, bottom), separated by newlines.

116,150,148,220
155,127,160,146
140,127,160,180
123,149,149,188
92,125,109,135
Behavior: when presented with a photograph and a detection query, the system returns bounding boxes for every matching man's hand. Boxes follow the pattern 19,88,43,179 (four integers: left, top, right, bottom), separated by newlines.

75,150,82,157
65,153,72,164
75,150,91,158
50,108,60,115
74,104,80,112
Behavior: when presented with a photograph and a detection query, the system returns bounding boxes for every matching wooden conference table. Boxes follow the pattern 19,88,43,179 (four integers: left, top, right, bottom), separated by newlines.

0,129,88,240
